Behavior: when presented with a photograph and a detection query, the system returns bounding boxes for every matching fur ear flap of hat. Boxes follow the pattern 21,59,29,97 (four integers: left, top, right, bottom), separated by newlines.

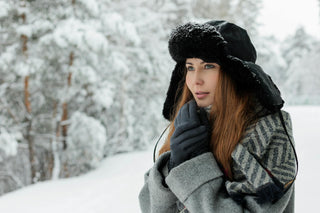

224,55,284,112
162,20,284,121
162,62,186,121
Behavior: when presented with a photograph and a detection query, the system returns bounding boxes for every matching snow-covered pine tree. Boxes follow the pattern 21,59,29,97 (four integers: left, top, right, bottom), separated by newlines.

254,35,286,89
280,27,319,104
0,0,285,196
0,0,38,193
32,0,113,177
0,0,171,184
283,41,320,104
281,27,317,69
192,0,232,20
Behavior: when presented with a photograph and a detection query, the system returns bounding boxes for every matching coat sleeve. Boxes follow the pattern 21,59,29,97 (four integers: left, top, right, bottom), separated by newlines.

138,152,178,213
165,152,294,213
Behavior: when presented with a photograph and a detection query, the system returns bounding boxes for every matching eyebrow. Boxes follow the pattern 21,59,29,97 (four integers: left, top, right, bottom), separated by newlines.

186,61,209,65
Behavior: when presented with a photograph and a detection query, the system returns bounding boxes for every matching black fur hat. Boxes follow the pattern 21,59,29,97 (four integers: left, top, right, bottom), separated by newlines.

162,20,284,121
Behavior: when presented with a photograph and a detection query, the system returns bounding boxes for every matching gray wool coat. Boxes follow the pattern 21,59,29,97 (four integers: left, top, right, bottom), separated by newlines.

139,110,295,213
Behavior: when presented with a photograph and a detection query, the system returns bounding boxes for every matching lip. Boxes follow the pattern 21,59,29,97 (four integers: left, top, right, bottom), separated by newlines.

195,91,209,99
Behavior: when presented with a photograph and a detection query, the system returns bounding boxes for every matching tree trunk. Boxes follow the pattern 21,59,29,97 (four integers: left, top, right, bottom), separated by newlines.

20,3,37,183
24,76,37,184
61,102,68,150
61,52,73,150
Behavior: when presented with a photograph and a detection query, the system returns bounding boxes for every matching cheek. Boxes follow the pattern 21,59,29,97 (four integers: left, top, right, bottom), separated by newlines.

185,73,192,90
212,73,219,90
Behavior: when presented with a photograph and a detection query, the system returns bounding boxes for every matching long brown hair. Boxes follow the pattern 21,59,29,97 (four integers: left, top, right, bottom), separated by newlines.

158,68,257,180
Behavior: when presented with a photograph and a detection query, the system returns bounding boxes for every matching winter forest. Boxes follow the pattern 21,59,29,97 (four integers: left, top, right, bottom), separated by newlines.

0,0,320,199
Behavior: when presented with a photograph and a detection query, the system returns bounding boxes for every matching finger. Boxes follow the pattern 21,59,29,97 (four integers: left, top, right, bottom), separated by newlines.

176,125,207,146
181,102,190,120
187,140,209,153
175,103,189,127
174,113,180,127
183,131,208,150
175,104,186,126
189,143,210,157
189,99,199,123
184,136,209,153
173,124,206,143
172,121,199,138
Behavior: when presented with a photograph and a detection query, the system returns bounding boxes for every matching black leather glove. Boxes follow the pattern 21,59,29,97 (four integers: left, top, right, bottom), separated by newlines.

168,100,211,171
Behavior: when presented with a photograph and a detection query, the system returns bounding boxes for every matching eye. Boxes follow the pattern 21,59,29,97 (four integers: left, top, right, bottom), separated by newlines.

186,66,195,71
204,64,216,69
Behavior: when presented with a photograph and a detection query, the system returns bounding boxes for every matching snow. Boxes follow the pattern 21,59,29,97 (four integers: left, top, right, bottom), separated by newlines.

31,19,54,35
0,149,153,213
66,111,107,167
16,25,33,37
78,0,100,15
49,18,109,52
0,1,10,18
71,65,99,85
0,128,19,161
0,106,319,212
92,86,115,109
286,106,320,210
102,12,141,45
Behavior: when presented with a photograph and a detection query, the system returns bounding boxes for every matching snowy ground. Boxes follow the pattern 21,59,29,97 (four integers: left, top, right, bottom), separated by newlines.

0,106,319,213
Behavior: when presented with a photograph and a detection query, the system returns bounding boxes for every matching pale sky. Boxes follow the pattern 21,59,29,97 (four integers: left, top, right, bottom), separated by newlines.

258,0,320,40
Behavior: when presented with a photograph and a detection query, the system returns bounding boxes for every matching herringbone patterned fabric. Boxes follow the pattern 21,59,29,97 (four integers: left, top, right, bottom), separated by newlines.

226,110,296,201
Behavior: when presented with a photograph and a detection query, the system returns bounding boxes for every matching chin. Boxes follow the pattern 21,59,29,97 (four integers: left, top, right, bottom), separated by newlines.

195,100,212,108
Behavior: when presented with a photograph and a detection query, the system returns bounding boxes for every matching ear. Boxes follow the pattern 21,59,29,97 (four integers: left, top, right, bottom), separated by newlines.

162,62,186,121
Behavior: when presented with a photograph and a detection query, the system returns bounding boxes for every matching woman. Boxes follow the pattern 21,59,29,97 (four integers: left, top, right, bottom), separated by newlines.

139,20,297,213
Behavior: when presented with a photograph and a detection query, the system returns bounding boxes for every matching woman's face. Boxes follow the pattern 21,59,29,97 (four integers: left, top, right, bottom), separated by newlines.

185,58,220,107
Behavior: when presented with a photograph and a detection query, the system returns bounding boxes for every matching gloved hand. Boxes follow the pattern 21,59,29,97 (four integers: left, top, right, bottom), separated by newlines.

168,100,211,171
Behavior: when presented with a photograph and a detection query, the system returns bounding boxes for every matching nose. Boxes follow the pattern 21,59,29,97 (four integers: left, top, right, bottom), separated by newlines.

194,70,204,85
